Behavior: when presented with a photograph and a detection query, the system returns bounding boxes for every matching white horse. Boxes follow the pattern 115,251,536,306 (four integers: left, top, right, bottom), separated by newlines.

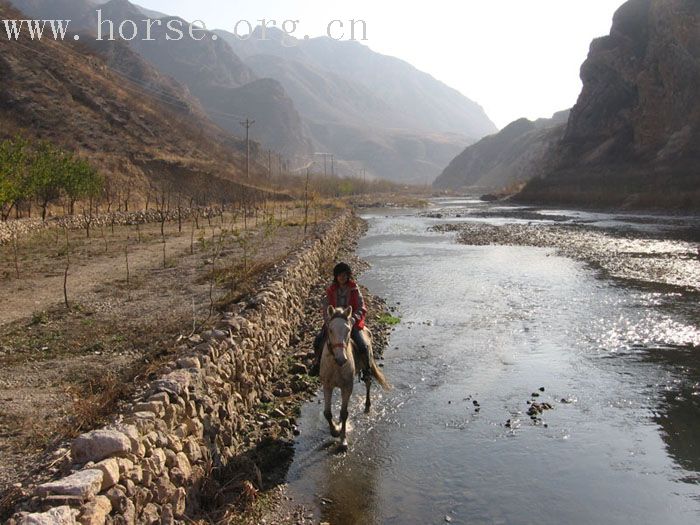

321,306,390,448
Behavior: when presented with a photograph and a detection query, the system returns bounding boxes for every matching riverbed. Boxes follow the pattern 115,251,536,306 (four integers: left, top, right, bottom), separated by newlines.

284,198,700,525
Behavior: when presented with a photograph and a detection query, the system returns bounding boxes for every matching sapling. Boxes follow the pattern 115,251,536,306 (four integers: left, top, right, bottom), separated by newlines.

63,227,70,310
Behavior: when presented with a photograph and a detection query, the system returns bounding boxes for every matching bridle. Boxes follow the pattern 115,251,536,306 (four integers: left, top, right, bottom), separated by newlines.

327,312,351,353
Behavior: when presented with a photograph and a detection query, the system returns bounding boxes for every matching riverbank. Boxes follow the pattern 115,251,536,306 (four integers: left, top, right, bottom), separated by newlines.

0,206,325,497
189,216,393,525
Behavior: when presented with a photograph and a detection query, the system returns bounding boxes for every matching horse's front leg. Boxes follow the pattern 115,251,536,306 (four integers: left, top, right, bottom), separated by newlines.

364,375,372,414
339,386,352,448
323,384,340,438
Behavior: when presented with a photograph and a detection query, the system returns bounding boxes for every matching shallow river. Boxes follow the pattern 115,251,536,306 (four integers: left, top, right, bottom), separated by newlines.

285,199,700,525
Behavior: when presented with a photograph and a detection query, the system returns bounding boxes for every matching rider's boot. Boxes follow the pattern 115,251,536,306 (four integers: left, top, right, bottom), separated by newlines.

309,351,321,377
353,328,371,380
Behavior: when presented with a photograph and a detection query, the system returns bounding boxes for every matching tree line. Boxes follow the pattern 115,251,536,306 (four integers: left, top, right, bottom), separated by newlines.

0,137,103,221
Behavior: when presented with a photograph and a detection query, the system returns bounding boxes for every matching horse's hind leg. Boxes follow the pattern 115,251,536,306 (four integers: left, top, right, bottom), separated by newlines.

323,384,340,438
364,375,372,414
362,346,373,413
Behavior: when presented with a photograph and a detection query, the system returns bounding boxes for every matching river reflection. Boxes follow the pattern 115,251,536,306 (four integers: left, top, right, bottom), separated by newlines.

285,199,700,524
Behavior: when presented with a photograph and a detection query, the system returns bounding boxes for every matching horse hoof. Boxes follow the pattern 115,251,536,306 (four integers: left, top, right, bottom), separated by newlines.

339,439,348,451
330,427,340,438
364,404,371,414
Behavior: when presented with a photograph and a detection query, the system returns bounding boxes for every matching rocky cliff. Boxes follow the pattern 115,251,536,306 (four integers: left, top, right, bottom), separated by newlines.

433,111,569,191
517,0,700,208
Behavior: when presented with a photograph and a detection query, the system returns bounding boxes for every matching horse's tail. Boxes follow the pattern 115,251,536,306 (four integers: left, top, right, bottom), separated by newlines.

360,328,390,390
370,357,391,390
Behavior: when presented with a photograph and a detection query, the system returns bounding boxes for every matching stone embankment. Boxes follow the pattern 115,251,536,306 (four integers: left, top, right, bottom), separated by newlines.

7,211,354,525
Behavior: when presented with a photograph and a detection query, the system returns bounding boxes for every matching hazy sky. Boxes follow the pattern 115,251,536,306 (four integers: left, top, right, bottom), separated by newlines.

132,0,625,129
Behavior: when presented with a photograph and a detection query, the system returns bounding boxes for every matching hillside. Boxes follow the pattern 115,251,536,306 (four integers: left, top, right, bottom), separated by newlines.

517,0,700,208
433,111,569,191
0,1,271,206
11,0,313,159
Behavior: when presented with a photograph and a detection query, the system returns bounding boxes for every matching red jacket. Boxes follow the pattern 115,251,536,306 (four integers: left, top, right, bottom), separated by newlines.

326,280,367,330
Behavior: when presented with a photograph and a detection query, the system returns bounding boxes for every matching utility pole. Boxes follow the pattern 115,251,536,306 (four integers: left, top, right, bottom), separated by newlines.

315,153,334,177
304,168,310,234
240,118,255,180
267,150,272,179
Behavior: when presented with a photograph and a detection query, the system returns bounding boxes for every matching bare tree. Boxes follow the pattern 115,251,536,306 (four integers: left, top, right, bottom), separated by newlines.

83,197,96,238
124,236,131,301
122,181,132,212
63,228,70,310
154,182,171,268
11,231,20,279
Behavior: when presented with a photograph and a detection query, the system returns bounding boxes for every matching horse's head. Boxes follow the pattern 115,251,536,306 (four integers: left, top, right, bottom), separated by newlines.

326,305,353,367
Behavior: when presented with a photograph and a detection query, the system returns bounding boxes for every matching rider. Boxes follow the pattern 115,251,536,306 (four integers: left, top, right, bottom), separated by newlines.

310,262,369,376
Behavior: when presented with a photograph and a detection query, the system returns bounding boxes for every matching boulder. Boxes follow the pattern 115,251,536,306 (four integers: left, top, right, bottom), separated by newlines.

19,506,78,525
72,430,132,463
78,496,112,525
36,470,103,500
93,459,120,491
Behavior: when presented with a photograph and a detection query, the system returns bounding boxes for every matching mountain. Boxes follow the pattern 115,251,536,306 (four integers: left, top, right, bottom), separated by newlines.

299,37,496,138
11,0,313,158
216,27,497,183
433,111,568,191
0,1,270,204
84,37,204,115
517,0,700,208
11,0,497,184
8,0,93,20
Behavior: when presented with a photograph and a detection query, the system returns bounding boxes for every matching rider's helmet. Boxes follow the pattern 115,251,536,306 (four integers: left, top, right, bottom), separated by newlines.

333,262,352,281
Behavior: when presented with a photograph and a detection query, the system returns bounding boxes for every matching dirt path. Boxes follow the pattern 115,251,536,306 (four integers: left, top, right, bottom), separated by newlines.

0,214,285,326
